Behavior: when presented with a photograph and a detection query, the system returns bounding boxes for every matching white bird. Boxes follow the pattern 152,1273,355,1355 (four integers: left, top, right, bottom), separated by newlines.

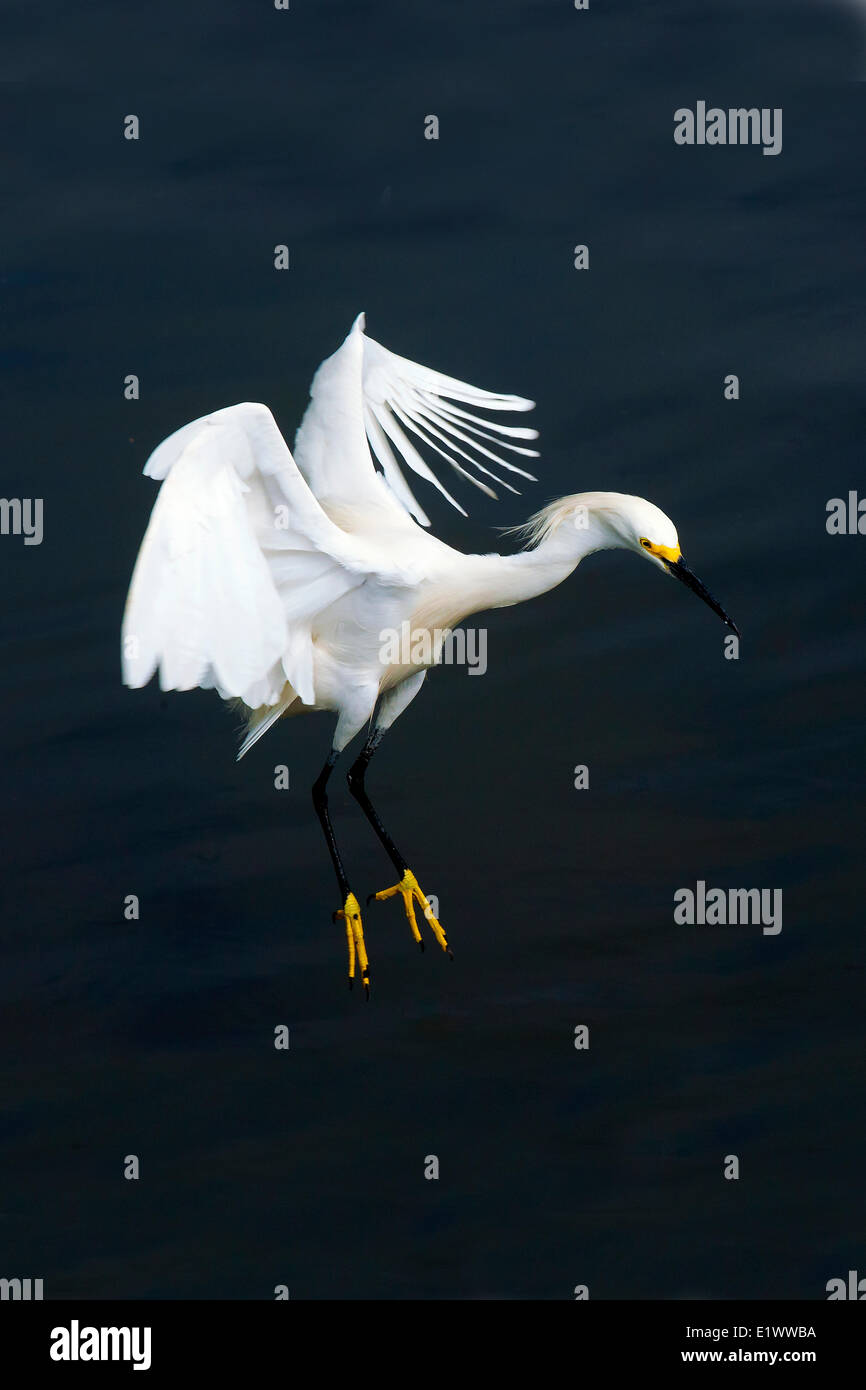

122,312,738,995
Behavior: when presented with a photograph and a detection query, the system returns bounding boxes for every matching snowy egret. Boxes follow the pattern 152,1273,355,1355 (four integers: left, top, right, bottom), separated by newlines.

122,313,738,995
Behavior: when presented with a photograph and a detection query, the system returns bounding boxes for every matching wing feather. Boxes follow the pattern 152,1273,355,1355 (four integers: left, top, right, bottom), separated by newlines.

293,312,539,527
122,402,402,711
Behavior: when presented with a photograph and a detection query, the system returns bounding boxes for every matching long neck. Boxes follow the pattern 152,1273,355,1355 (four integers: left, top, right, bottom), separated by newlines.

450,522,611,623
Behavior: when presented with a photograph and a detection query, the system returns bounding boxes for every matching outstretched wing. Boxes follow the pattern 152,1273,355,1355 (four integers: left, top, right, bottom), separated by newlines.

122,401,408,713
293,312,539,527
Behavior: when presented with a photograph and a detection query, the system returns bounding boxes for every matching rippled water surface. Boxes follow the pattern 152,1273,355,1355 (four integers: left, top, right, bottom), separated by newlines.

1,0,864,1297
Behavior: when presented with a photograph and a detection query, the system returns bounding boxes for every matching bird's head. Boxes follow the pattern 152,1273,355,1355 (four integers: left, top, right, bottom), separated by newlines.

597,493,741,637
515,491,740,637
614,495,739,637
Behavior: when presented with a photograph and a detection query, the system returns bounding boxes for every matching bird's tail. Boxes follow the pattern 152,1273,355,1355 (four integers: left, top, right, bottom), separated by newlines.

235,687,301,759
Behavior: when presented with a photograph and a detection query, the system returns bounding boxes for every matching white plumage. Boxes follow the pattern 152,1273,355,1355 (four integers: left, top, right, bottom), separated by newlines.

122,312,738,992
122,311,541,755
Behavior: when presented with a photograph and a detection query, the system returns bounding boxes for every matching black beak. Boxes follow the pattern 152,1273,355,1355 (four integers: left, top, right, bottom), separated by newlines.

667,556,740,637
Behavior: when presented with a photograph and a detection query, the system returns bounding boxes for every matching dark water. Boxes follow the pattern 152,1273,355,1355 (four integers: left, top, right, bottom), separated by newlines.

1,0,865,1298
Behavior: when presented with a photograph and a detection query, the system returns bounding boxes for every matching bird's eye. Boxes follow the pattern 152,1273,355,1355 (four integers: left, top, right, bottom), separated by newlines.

640,538,652,550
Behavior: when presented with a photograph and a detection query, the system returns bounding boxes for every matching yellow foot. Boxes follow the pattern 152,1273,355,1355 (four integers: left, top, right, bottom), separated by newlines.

367,870,452,958
333,893,370,997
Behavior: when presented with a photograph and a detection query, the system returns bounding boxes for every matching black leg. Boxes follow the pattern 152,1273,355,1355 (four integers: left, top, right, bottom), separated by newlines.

346,730,407,876
347,731,452,959
312,749,350,899
312,749,369,993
